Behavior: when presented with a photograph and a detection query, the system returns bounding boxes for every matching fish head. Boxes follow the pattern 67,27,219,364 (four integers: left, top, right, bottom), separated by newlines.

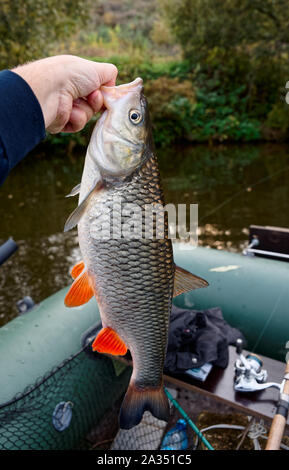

88,78,151,180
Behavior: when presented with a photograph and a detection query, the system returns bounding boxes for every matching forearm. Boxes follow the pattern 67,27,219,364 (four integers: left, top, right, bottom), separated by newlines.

12,58,59,130
0,70,45,186
0,55,117,185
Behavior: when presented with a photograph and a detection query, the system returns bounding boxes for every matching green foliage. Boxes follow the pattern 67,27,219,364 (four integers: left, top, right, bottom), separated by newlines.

160,0,289,62
46,56,263,150
189,87,260,143
143,72,260,146
0,0,91,68
263,101,289,141
3,0,287,149
155,0,289,145
141,76,196,146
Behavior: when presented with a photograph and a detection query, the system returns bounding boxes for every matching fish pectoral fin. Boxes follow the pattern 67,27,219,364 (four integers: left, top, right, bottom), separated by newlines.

92,327,127,356
66,183,81,198
64,269,94,307
173,264,209,297
64,180,104,232
70,260,85,279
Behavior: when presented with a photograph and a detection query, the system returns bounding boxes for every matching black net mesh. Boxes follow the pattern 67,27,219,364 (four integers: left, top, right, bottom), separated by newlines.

0,346,131,450
91,409,176,451
89,384,199,451
0,344,208,451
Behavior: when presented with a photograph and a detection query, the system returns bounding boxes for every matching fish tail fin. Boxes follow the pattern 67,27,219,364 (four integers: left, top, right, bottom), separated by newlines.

119,382,170,429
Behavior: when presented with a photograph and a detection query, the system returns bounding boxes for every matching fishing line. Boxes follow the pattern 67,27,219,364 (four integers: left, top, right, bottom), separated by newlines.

199,162,289,223
197,161,289,354
164,387,214,450
251,284,287,353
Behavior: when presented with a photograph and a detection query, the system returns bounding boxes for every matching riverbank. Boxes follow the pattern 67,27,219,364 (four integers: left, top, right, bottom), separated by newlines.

44,52,289,150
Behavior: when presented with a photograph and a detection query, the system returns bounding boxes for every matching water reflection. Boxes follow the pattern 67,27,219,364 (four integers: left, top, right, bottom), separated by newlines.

158,143,289,250
0,143,289,325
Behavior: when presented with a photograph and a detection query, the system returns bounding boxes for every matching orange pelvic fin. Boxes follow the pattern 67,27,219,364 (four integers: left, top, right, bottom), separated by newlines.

92,327,127,356
64,269,93,307
70,260,85,279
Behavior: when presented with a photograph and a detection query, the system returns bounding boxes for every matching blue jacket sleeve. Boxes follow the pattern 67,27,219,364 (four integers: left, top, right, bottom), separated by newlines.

0,70,46,186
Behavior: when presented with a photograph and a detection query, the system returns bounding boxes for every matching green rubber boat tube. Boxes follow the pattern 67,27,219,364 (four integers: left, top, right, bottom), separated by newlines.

173,244,289,362
0,243,289,449
0,286,131,450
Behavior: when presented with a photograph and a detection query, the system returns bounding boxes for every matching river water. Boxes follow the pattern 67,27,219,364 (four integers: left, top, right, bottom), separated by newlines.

1,142,289,325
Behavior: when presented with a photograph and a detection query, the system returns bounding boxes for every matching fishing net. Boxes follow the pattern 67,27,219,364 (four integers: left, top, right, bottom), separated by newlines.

86,381,206,451
0,337,202,451
0,344,131,450
0,336,210,451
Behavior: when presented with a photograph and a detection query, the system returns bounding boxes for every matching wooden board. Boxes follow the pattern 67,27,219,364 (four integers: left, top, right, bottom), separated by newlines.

163,346,286,424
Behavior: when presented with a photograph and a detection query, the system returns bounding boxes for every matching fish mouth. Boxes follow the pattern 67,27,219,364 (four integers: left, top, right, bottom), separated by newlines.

101,77,143,93
100,77,143,102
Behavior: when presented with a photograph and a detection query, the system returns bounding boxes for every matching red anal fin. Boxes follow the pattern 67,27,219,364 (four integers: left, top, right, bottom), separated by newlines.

64,270,93,307
92,327,127,356
70,260,85,279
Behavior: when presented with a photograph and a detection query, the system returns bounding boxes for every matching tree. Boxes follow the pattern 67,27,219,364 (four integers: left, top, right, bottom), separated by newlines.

0,0,92,69
159,0,289,117
160,0,289,62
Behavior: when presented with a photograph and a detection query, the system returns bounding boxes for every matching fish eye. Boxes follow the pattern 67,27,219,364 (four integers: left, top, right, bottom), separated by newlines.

129,109,142,124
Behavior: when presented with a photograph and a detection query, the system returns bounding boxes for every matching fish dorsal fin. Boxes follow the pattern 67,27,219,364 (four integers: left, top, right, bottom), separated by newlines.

64,269,94,307
66,183,81,198
92,327,127,356
64,180,103,232
70,260,85,279
173,265,209,297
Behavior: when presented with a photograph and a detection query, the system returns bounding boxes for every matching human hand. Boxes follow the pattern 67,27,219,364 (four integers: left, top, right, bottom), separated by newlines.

12,55,118,133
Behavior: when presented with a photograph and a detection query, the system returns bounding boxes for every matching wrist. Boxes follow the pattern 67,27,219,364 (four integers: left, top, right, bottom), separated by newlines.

12,59,61,129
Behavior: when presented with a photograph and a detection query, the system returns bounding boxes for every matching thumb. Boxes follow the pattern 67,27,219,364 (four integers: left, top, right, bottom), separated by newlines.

93,61,118,88
69,58,118,98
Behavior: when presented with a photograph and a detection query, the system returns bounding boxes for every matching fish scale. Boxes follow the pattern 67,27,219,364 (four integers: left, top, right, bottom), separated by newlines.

78,152,174,387
64,78,208,428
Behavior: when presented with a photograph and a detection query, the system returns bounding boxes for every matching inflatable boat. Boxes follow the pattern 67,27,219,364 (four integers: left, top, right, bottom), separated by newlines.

1,242,289,449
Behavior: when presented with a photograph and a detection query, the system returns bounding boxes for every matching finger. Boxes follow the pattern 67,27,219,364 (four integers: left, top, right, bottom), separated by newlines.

61,108,86,133
102,77,116,87
86,90,104,113
73,97,95,121
93,62,118,88
61,99,94,133
60,56,118,98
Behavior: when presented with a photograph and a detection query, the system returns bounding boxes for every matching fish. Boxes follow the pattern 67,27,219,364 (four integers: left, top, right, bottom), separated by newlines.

64,77,208,429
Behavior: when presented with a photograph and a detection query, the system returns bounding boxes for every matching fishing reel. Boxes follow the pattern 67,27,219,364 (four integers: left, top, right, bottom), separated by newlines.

234,339,281,392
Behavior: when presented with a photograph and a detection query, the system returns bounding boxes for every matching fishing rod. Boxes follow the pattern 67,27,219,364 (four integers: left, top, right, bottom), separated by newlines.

0,238,18,266
266,361,289,450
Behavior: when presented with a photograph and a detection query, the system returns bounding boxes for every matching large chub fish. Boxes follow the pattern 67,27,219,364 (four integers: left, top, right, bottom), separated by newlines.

64,78,208,429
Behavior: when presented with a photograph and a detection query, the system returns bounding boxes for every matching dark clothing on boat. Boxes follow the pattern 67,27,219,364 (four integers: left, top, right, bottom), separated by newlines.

164,305,245,374
0,70,45,186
